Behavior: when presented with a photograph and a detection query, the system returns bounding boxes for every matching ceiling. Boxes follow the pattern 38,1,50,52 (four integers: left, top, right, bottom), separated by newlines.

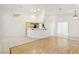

1,4,79,15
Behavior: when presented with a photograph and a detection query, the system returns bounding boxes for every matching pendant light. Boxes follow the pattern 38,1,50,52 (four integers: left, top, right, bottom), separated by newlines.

73,10,77,20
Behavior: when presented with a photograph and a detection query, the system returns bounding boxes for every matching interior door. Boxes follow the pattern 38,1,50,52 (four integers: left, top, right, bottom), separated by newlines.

57,22,69,47
57,22,68,37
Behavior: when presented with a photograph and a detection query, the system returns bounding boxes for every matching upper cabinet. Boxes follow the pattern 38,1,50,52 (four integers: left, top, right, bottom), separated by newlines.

25,22,46,29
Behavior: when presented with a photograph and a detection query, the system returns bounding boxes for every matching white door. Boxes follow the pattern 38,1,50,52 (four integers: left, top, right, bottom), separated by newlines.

57,22,68,36
57,22,68,37
57,22,69,47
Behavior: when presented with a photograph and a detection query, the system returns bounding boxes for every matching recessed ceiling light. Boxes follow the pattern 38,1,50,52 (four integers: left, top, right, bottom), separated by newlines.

59,8,62,10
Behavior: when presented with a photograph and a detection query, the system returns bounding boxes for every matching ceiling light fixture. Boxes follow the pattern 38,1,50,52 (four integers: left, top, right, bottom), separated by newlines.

73,10,78,20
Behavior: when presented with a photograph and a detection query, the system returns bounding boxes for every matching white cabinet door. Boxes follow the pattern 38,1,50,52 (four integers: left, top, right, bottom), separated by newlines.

27,28,49,39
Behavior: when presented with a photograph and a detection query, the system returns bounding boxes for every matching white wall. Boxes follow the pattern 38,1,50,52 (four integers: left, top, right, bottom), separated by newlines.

55,14,79,37
0,14,2,38
69,20,79,37
44,14,56,36
0,10,26,53
2,12,25,37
